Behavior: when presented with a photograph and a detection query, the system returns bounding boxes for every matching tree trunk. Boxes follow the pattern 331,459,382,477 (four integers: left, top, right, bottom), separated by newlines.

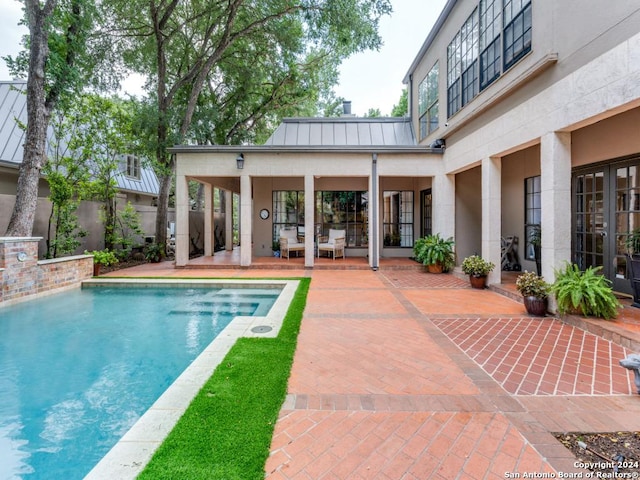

5,1,55,236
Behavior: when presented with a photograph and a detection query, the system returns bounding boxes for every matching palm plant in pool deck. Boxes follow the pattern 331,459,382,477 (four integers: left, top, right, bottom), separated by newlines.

413,233,455,273
550,263,621,320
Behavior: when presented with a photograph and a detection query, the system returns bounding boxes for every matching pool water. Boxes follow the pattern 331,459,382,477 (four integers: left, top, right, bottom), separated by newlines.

0,285,279,480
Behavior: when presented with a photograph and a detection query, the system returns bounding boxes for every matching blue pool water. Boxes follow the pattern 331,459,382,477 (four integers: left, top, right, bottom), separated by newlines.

0,285,280,480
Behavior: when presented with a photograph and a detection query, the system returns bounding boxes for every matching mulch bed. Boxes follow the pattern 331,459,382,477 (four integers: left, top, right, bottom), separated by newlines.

554,432,640,474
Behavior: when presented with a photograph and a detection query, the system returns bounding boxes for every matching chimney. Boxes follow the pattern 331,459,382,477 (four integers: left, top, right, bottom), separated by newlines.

342,100,353,116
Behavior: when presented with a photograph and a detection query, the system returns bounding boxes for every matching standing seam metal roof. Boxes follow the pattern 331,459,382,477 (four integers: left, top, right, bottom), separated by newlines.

264,117,417,147
0,80,159,196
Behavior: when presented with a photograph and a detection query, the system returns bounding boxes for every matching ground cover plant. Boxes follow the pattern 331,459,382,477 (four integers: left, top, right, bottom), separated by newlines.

555,432,640,475
137,277,310,480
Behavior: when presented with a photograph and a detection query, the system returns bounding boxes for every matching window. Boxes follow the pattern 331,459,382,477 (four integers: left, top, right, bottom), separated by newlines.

479,0,501,89
447,0,532,117
503,0,532,70
124,155,140,179
316,191,368,247
421,189,433,237
383,191,414,247
524,175,541,260
447,8,478,117
418,63,439,140
119,154,140,179
272,191,305,244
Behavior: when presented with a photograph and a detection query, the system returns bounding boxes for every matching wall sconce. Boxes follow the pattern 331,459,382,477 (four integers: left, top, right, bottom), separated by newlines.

429,138,446,149
236,153,245,169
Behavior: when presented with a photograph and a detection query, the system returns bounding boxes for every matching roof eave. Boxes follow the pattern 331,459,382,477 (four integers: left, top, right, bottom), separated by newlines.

402,0,458,84
169,145,444,155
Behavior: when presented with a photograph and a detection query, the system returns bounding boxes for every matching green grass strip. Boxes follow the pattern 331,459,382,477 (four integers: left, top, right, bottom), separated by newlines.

137,277,310,480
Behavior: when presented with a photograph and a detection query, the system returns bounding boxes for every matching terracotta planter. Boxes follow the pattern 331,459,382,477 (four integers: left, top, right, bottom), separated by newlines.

93,263,101,276
469,275,487,289
427,263,444,274
523,295,548,316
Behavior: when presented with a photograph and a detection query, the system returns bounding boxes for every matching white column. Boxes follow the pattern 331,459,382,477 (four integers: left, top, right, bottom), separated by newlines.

482,156,502,285
540,132,572,280
304,175,315,268
175,174,190,266
240,175,252,267
433,173,456,239
368,166,380,269
203,183,213,256
225,189,233,252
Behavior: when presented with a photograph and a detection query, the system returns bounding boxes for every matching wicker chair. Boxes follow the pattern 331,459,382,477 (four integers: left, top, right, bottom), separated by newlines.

279,228,305,259
317,229,346,259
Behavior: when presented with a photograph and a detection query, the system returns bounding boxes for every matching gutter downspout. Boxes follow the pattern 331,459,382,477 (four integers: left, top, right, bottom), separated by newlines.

371,153,379,271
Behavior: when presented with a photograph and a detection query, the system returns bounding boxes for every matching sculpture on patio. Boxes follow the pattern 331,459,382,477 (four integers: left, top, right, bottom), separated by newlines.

619,353,640,393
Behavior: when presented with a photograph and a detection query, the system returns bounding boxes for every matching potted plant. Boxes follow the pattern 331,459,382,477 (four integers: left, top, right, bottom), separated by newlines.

515,271,550,316
413,233,455,273
86,249,119,276
461,255,495,289
550,262,621,320
272,241,281,258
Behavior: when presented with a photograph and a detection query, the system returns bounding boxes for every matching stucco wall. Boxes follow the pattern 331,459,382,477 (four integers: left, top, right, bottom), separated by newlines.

572,107,640,167
501,145,541,273
0,193,168,257
455,167,481,263
408,0,640,148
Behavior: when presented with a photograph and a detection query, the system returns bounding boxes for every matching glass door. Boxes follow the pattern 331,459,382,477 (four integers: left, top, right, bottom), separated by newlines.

573,158,640,294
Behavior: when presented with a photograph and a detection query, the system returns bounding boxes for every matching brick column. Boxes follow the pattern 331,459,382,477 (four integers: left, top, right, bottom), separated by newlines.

0,237,42,303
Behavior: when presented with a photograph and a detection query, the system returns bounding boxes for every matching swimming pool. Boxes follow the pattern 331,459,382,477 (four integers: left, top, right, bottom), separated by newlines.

0,279,296,480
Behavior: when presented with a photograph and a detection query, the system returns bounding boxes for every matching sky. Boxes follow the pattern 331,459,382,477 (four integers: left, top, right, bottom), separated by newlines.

0,0,447,116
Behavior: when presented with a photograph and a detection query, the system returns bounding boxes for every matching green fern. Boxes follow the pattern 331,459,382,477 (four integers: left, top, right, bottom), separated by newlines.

550,263,621,320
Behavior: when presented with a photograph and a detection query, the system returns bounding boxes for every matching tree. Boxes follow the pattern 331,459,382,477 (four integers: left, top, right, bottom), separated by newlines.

107,0,392,251
43,108,92,258
71,95,137,251
391,88,408,117
3,0,98,237
364,108,382,117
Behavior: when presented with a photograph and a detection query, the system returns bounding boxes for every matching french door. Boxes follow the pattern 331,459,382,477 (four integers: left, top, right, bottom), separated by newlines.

573,157,640,294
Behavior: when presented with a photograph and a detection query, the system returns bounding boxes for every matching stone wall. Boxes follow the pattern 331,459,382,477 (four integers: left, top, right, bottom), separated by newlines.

0,237,93,305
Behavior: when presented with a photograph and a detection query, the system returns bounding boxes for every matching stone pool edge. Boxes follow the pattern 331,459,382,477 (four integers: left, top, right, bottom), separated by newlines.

83,278,300,480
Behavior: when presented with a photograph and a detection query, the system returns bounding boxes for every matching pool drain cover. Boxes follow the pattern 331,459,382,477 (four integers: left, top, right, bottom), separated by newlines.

251,325,273,333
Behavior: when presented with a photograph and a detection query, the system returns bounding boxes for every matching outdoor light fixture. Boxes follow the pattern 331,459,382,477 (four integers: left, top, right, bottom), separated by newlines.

236,153,245,169
430,138,446,149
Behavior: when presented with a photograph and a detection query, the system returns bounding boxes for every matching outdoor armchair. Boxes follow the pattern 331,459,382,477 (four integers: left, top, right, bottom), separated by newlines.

279,228,305,259
317,229,345,259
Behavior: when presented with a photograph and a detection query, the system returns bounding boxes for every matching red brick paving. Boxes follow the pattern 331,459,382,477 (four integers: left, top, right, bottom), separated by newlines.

106,264,640,478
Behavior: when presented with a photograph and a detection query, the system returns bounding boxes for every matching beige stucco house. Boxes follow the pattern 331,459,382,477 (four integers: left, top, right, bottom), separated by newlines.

172,0,640,295
0,80,164,256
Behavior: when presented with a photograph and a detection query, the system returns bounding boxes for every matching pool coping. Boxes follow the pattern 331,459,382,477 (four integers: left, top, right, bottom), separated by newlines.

83,278,300,480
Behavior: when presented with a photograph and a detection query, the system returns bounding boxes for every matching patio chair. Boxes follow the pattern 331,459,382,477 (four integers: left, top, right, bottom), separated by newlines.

317,229,346,259
279,228,305,259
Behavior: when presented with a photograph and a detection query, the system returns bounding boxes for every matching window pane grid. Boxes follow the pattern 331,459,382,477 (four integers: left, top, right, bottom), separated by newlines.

447,0,532,115
383,191,414,247
418,63,439,140
503,1,532,69
524,175,541,261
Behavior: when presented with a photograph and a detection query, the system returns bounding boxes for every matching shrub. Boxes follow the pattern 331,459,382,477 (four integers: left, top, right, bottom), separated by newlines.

144,243,165,263
550,263,621,319
86,249,119,267
413,233,455,271
515,271,550,298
